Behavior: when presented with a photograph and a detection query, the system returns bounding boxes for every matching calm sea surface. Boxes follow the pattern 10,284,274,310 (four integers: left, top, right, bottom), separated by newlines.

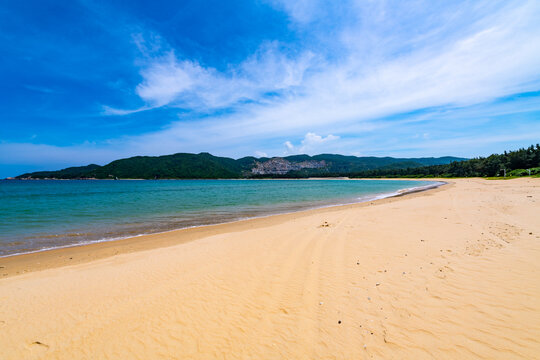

0,179,438,256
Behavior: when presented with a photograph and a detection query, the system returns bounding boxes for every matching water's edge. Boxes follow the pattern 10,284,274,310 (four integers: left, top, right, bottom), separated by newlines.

0,180,445,259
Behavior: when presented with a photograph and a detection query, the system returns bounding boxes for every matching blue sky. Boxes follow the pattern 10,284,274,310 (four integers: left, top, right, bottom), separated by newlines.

1,0,540,177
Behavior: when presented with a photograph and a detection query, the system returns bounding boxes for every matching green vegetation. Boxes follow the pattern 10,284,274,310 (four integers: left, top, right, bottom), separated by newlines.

90,153,243,179
350,145,540,178
15,164,101,179
15,153,465,180
17,146,538,180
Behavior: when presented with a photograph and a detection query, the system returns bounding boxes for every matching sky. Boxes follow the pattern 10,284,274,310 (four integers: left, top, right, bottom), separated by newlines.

1,0,540,177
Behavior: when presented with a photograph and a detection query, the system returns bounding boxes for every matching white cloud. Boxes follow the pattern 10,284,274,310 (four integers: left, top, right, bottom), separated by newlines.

101,105,155,116
114,1,540,131
283,132,340,154
300,132,339,152
6,1,540,173
111,41,316,113
239,41,315,91
135,52,209,107
254,151,268,158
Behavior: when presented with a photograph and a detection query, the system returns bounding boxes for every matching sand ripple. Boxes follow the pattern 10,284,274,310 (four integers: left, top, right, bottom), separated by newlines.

0,178,539,359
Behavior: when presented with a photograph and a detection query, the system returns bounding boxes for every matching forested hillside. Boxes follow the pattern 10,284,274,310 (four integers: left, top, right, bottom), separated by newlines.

15,153,464,179
351,145,540,178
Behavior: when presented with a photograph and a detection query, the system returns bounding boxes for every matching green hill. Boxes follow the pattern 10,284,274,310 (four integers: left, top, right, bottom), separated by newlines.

15,152,467,180
15,164,102,180
91,153,242,179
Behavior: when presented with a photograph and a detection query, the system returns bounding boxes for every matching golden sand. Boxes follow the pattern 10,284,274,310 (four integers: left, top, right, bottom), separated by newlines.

0,178,539,359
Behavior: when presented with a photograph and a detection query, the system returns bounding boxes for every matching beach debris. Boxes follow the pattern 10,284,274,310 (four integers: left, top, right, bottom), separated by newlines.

319,221,330,228
367,297,371,301
363,344,367,349
319,302,324,305
530,232,533,235
420,239,425,242
357,261,360,265
376,283,380,286
338,320,342,324
31,341,49,349
402,272,405,275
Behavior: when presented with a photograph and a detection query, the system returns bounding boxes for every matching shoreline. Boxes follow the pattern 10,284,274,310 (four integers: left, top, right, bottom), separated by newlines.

0,179,446,278
0,179,444,259
1,177,539,358
3,177,379,181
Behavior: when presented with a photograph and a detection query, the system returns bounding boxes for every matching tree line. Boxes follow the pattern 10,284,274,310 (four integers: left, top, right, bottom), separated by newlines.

350,144,540,178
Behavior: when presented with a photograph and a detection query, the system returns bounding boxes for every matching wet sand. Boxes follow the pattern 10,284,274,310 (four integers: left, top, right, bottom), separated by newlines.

0,178,539,359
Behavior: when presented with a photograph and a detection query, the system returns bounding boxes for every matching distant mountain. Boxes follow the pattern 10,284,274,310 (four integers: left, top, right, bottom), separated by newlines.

15,152,467,180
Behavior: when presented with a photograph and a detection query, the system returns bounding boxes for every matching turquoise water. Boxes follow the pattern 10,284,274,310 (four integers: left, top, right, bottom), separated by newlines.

0,179,438,256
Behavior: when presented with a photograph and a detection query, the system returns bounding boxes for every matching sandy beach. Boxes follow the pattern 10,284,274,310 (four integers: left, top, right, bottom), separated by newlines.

0,178,539,359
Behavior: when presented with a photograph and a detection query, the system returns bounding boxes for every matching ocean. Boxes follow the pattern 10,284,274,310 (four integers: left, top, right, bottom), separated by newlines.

0,179,439,256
